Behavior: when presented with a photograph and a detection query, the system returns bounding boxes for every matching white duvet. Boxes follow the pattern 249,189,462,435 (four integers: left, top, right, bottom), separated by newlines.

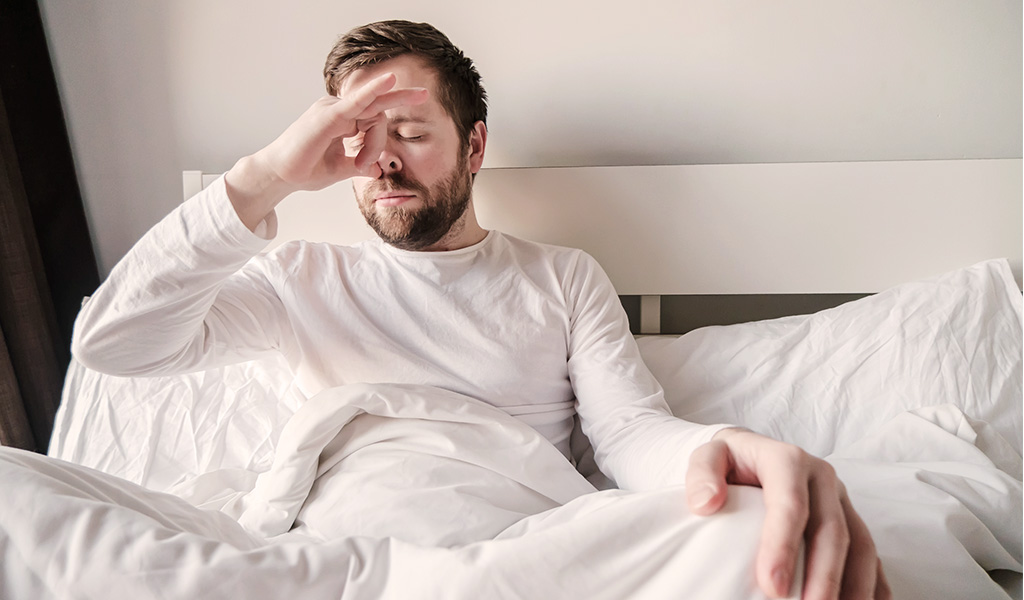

5,259,1019,599
7,384,780,599
5,382,1021,599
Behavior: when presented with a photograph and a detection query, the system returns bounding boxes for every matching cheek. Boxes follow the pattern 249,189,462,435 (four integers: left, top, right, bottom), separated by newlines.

404,144,458,178
351,176,373,199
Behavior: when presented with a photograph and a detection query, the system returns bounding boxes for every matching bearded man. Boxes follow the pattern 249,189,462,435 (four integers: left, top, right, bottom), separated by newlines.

73,20,888,600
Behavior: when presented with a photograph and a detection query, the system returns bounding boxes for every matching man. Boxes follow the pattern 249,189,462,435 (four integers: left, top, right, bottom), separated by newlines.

74,20,888,600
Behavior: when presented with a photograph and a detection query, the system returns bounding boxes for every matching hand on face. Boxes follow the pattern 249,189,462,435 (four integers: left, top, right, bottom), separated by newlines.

259,72,427,192
686,428,891,600
224,73,427,230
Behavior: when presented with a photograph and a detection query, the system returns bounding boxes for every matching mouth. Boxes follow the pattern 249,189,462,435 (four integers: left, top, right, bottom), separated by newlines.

374,191,417,208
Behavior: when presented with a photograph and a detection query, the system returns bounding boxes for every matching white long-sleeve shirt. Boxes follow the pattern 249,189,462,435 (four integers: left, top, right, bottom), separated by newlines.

73,177,725,490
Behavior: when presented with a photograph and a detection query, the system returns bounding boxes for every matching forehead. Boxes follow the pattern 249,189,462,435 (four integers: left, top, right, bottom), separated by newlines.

339,54,454,130
342,53,458,135
340,54,440,101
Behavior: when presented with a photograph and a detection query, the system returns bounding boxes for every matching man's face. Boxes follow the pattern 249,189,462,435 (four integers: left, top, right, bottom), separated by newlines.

341,54,474,251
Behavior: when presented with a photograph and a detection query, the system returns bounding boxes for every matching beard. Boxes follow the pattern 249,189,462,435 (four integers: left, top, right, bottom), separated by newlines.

355,154,473,251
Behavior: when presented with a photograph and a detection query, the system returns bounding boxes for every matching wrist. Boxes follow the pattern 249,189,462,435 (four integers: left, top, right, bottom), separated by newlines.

224,154,294,232
711,426,750,440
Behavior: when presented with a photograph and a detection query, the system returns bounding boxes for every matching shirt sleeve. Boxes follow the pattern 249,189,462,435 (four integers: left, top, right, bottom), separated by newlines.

72,177,289,376
565,252,731,490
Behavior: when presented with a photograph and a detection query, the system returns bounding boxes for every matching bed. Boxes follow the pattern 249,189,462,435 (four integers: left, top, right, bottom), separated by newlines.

1,159,1021,598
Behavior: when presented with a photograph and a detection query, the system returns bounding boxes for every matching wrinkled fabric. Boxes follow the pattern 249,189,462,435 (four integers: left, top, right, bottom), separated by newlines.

5,384,788,600
7,383,1021,599
70,176,724,491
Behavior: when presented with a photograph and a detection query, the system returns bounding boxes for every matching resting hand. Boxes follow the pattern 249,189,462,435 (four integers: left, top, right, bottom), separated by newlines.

224,72,428,230
686,428,890,600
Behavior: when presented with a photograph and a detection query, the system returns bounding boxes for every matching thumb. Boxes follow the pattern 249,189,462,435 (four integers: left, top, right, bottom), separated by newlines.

685,439,733,516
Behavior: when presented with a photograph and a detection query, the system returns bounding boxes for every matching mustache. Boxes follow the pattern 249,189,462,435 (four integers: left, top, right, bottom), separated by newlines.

364,172,429,197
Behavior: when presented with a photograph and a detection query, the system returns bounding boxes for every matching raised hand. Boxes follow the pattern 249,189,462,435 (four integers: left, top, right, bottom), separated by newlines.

224,72,428,231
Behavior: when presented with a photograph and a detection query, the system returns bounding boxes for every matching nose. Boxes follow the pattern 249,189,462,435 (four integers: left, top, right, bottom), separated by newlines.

377,143,402,176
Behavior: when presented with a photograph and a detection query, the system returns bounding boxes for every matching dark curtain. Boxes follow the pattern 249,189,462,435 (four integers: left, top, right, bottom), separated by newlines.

0,1,100,452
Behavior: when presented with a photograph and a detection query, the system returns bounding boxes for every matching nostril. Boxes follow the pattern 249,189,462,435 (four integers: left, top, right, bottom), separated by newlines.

389,160,398,169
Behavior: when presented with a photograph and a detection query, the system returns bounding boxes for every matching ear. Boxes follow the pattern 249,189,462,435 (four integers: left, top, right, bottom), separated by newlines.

467,121,487,174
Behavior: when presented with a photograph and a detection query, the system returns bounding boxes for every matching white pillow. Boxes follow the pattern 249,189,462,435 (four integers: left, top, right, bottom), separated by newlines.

638,259,1023,457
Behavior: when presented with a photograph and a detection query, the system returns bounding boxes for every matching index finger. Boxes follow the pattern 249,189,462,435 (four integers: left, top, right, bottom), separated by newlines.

755,448,812,598
332,72,428,122
321,87,427,140
342,71,400,113
354,87,429,120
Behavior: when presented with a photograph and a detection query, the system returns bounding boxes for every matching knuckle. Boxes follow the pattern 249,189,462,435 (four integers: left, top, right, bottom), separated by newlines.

777,495,811,524
815,459,838,479
822,569,845,598
776,443,808,468
825,519,851,549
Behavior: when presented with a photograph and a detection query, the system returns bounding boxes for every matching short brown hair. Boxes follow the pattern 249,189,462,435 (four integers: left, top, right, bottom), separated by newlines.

324,20,488,144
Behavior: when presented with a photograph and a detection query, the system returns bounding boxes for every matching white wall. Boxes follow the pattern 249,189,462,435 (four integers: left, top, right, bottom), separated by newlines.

38,1,1023,276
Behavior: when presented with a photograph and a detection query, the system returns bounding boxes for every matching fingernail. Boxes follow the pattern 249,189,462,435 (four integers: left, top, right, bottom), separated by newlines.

772,568,790,596
690,484,716,509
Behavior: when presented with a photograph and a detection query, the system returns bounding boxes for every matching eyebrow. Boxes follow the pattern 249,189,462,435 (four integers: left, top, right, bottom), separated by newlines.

388,115,430,125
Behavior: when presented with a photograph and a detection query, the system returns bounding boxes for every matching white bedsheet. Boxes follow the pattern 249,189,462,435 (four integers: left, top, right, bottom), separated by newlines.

5,382,1021,599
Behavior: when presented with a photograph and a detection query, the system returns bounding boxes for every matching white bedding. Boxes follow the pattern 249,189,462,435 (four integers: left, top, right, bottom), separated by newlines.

6,258,1019,598
6,384,1019,599
3,432,778,599
644,258,1024,459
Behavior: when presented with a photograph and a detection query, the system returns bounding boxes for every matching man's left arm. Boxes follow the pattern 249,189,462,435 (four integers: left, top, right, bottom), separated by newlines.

565,252,889,600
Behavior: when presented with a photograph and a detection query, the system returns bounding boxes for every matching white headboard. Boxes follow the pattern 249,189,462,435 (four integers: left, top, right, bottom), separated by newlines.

185,158,1022,297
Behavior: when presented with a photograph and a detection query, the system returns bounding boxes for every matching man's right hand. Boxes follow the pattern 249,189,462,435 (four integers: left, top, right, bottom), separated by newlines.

223,72,428,231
